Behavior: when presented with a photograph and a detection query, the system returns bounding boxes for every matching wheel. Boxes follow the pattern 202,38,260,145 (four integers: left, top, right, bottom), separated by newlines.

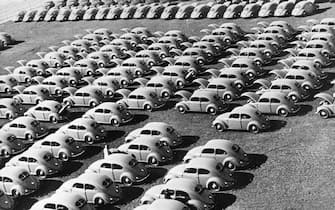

90,101,97,107
235,83,243,91
121,176,133,186
1,149,9,157
223,94,233,102
315,61,322,68
247,72,255,79
94,197,105,206
249,124,260,134
208,181,220,191
225,161,237,171
144,104,153,112
214,123,225,131
36,169,46,178
289,95,298,103
302,84,311,91
111,119,120,127
106,90,114,97
162,91,170,99
148,61,155,67
25,133,33,141
176,81,184,88
85,136,94,144
278,108,289,117
6,113,13,120
49,116,58,123
11,189,21,198
58,152,69,161
177,106,186,114
319,110,330,119
207,107,217,115
148,156,159,166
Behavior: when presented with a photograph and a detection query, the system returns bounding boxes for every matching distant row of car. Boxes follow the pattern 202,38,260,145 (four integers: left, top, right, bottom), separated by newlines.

14,0,320,23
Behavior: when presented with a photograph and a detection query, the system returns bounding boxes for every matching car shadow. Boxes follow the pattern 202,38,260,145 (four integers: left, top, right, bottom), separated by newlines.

97,204,121,210
57,161,83,177
15,197,38,210
233,171,254,190
160,100,177,111
66,110,86,121
213,192,237,210
103,130,126,143
177,135,200,148
78,145,103,160
32,179,63,197
244,153,268,170
117,186,144,205
267,119,287,132
314,6,331,15
295,104,313,116
145,167,168,184
171,149,187,164
127,114,149,125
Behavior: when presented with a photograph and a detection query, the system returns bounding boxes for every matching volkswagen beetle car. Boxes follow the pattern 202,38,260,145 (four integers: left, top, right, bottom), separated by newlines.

1,116,48,141
13,85,49,105
106,67,134,87
259,2,277,18
118,136,173,166
292,1,318,17
175,4,194,19
24,100,64,123
224,4,244,19
183,139,249,171
86,151,149,186
30,191,94,210
274,1,294,17
106,6,123,19
83,7,98,20
0,131,28,158
134,4,151,19
34,8,48,21
190,4,210,19
134,199,191,210
164,157,235,191
14,10,26,22
56,173,121,206
56,7,72,21
241,3,261,18
140,178,214,210
116,87,166,111
0,98,23,120
69,7,86,21
6,149,63,178
96,6,110,20
45,7,59,21
207,4,227,19
83,102,133,126
146,3,165,19
161,5,179,20
57,118,105,144
175,89,227,115
63,86,104,108
120,5,137,19
23,10,37,22
0,166,39,197
241,91,300,117
125,122,182,147
30,133,85,161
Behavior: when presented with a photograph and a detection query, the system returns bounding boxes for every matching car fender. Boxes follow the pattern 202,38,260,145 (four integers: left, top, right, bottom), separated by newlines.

253,78,271,89
81,76,95,85
247,121,262,131
301,81,314,90
93,192,109,203
175,90,192,100
115,89,131,99
205,68,220,78
11,185,24,195
316,106,334,115
63,87,77,96
276,105,289,114
193,78,209,88
314,92,334,104
147,153,160,162
269,69,288,79
288,91,301,99
241,92,260,102
223,156,239,168
35,165,48,175
133,78,149,87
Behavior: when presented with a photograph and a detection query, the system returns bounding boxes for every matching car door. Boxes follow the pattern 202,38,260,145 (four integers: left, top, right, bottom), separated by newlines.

197,168,211,186
127,145,141,160
139,145,150,161
72,183,85,198
111,164,123,182
93,108,105,123
41,141,52,153
84,184,97,202
103,109,112,123
240,113,252,130
33,106,44,120
127,95,137,109
99,162,114,179
270,98,281,114
27,157,38,173
83,93,91,106
257,98,271,113
17,124,27,139
228,113,241,129
189,97,201,112
182,168,197,182
77,125,87,140
200,97,211,112
200,148,215,159
137,95,146,109
50,141,61,157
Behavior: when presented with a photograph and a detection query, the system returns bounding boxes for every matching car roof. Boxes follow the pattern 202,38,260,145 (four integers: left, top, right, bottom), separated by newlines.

187,157,219,169
165,178,198,190
36,100,61,107
260,91,287,99
271,79,298,86
131,135,163,146
11,116,36,124
205,139,234,148
70,117,97,125
47,191,85,205
231,104,258,115
0,166,27,177
192,89,219,99
75,172,108,185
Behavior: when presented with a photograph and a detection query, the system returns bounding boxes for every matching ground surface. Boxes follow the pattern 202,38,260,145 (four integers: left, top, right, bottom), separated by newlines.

1,2,335,210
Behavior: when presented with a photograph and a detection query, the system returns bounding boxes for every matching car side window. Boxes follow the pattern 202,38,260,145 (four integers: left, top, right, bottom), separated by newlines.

18,124,26,129
202,148,214,154
28,157,37,163
259,98,269,103
41,141,51,146
152,130,161,135
241,114,251,119
140,130,151,135
140,145,150,151
44,203,56,209
184,168,197,174
3,177,12,182
271,85,280,89
101,163,112,169
229,113,239,119
57,204,68,210
18,156,28,162
85,184,95,190
73,183,84,189
51,142,61,147
200,97,210,102
129,145,139,150
198,168,210,175
9,123,18,128
216,149,227,155
95,109,103,113
270,98,280,103
112,164,123,170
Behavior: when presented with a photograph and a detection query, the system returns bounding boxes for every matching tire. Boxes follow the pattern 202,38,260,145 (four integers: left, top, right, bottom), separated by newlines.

36,169,46,178
176,81,184,88
315,61,322,68
94,197,105,206
223,94,233,102
278,108,289,117
111,119,120,127
90,101,97,107
49,116,58,123
59,152,69,161
302,84,311,91
161,91,170,99
289,95,298,103
148,156,159,166
208,181,220,191
319,110,330,119
235,83,243,91
247,72,255,79
248,124,260,134
6,113,13,120
177,105,186,114
35,99,41,104
225,161,237,171
144,104,153,112
11,189,21,198
25,133,33,141
207,107,217,115
214,123,225,132
121,176,133,186
85,136,94,144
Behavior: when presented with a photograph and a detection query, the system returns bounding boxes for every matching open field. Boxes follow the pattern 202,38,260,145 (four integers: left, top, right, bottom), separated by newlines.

1,2,335,210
